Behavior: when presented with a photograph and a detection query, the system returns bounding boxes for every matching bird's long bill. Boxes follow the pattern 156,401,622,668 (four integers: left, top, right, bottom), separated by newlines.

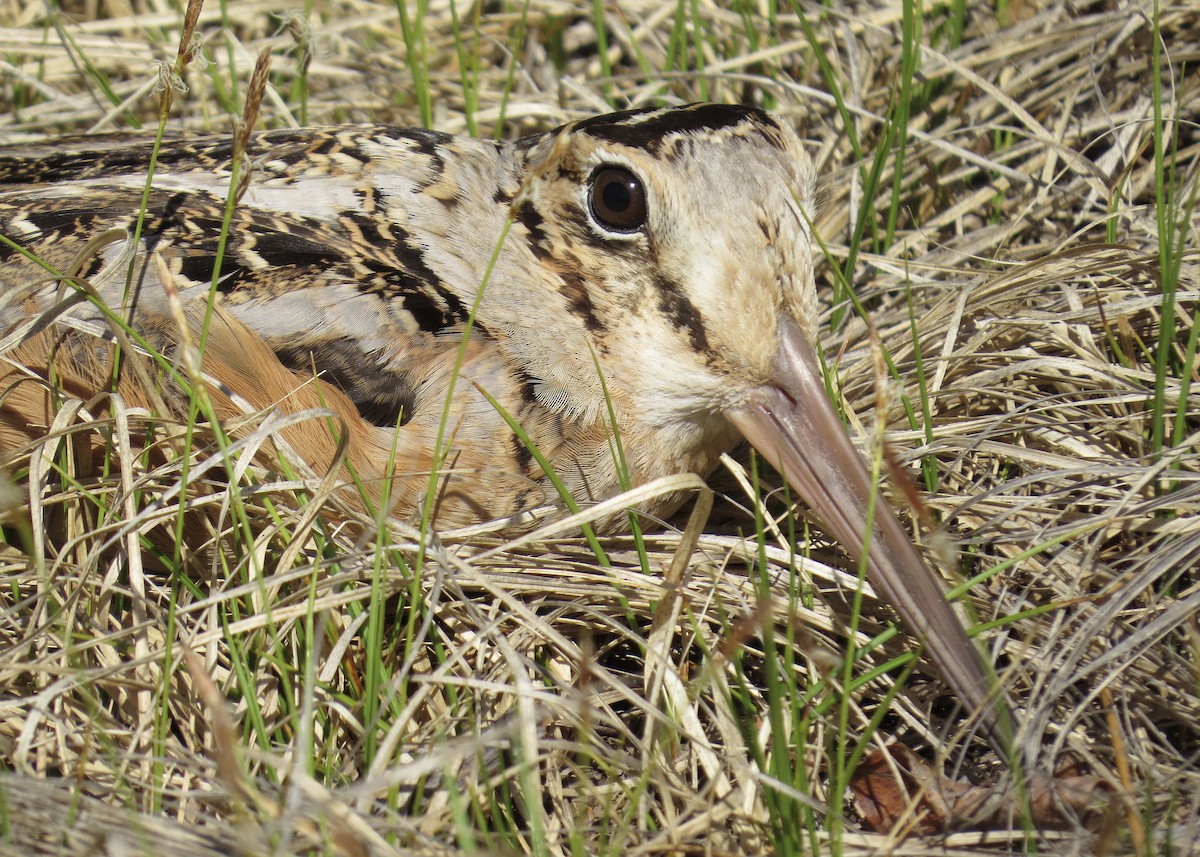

728,317,1004,747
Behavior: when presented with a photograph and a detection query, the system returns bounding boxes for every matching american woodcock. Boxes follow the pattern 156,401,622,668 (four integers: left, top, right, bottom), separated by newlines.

0,103,1008,749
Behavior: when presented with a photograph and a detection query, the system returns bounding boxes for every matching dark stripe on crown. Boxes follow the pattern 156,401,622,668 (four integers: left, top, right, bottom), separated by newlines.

572,103,780,153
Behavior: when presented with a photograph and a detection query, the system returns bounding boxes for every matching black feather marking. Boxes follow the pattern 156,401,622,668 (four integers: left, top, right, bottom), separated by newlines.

250,230,344,268
389,240,468,323
511,430,534,474
275,342,418,428
337,145,372,166
653,272,710,354
518,206,606,334
516,368,540,405
0,145,158,183
399,289,452,332
343,211,390,246
176,253,249,291
372,127,454,181
573,103,780,154
517,205,547,249
20,208,105,238
560,269,605,334
309,136,337,156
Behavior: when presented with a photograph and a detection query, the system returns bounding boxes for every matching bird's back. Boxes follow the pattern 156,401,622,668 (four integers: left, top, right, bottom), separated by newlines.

0,124,571,528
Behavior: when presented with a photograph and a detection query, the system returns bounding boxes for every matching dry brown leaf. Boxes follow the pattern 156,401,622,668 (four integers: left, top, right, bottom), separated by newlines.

851,744,1115,835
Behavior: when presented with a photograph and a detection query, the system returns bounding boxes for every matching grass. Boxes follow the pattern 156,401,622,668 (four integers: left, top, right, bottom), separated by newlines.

0,0,1198,855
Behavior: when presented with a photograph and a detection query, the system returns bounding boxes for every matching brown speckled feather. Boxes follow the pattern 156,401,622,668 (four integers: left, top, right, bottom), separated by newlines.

0,105,1011,748
0,106,807,529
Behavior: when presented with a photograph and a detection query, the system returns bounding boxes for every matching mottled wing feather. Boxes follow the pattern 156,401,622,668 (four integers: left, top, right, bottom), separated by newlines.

0,127,559,526
0,127,477,420
0,107,794,531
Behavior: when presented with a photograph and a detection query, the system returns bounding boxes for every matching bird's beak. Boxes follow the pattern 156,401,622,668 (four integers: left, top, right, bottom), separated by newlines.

727,316,1007,749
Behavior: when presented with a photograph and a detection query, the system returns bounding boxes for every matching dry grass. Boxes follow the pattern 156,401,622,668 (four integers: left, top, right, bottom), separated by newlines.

0,0,1198,854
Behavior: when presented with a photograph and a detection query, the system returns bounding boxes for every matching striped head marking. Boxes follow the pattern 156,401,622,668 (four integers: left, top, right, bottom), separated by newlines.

502,103,820,431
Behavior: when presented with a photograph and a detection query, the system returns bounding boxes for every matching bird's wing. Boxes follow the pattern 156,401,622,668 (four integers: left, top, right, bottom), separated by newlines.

0,128,558,526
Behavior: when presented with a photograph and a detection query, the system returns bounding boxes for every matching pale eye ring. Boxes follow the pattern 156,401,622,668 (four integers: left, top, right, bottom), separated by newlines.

589,167,647,233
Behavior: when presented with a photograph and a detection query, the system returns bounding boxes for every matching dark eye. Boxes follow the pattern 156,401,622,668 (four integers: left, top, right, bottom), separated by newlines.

589,167,647,233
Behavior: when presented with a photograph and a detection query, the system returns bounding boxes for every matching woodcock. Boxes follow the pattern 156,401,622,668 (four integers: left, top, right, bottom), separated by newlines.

0,103,1008,749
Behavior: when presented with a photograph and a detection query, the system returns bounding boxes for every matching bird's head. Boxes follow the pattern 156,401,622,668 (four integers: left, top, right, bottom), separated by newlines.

494,103,1006,749
504,103,816,432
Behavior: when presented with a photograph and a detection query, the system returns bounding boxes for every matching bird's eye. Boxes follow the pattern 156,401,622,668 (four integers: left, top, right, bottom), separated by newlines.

589,167,647,233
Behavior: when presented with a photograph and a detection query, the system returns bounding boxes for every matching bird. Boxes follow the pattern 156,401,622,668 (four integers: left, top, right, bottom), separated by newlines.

0,103,1009,752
